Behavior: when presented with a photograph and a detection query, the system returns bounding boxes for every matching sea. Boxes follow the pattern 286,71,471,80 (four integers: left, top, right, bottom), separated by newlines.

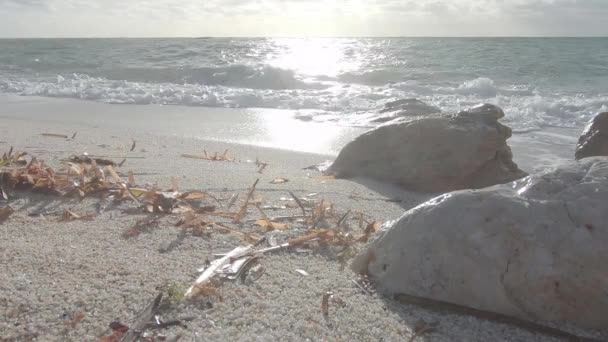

0,38,607,132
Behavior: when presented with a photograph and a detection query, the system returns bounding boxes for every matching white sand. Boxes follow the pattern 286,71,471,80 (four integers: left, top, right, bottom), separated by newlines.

0,96,604,341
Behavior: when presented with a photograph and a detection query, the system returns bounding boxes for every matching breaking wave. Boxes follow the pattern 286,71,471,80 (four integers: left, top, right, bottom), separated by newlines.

1,73,606,132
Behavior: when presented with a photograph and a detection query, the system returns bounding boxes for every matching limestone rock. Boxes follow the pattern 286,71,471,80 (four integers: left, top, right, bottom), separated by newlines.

575,112,608,160
372,99,441,123
352,158,608,330
328,104,526,192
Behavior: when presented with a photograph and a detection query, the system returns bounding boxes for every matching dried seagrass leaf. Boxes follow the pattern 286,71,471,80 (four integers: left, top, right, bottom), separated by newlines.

181,191,207,201
40,133,68,138
233,178,259,223
270,177,289,184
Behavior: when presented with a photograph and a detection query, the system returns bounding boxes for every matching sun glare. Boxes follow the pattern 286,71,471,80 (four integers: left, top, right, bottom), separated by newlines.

268,38,360,77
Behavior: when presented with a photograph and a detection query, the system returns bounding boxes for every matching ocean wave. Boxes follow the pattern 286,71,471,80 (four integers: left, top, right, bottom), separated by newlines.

93,65,330,91
0,74,605,132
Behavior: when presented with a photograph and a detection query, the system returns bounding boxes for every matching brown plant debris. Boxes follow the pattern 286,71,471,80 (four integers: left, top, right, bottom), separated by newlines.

124,215,162,238
180,149,234,162
40,133,68,138
68,155,118,166
99,321,129,342
59,209,95,222
254,218,289,231
288,190,307,216
1,149,27,167
63,311,86,330
407,319,438,342
0,206,14,223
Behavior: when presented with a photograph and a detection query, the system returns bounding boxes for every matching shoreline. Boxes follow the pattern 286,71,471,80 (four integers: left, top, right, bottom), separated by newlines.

1,97,603,341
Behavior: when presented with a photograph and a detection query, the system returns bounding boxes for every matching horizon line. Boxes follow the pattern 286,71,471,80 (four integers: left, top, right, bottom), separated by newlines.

0,35,607,39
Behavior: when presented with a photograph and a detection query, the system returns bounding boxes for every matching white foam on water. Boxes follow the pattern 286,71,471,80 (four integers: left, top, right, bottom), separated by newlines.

0,71,605,132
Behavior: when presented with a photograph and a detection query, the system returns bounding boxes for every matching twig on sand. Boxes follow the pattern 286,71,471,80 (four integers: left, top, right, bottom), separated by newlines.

394,293,602,342
120,293,163,342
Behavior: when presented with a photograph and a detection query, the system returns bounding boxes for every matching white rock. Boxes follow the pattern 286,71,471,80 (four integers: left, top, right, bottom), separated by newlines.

352,157,608,330
328,104,526,192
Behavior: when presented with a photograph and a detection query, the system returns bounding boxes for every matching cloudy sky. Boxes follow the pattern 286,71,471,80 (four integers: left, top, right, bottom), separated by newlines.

0,0,607,37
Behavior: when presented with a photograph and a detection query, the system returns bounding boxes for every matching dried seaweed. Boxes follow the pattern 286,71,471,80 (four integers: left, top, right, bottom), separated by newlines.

68,155,117,166
59,209,95,222
181,149,234,162
124,215,161,238
0,206,14,223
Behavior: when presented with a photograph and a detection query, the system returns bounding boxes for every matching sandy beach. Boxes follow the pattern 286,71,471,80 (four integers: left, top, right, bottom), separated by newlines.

0,96,604,342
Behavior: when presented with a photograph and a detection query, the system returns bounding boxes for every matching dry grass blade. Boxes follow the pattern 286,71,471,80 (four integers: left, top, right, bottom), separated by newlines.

337,210,351,227
0,206,14,223
40,133,68,138
130,140,136,152
226,192,239,209
71,132,77,139
321,291,332,318
288,191,307,216
233,178,259,223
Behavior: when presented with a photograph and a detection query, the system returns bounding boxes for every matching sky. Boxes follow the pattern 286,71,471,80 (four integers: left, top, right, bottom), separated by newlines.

0,0,607,37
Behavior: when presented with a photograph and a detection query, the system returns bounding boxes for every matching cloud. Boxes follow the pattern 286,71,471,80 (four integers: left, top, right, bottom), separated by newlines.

0,0,607,36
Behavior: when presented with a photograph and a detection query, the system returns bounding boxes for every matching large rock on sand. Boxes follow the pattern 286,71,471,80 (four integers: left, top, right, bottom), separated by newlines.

575,112,608,160
352,157,608,330
327,104,526,192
